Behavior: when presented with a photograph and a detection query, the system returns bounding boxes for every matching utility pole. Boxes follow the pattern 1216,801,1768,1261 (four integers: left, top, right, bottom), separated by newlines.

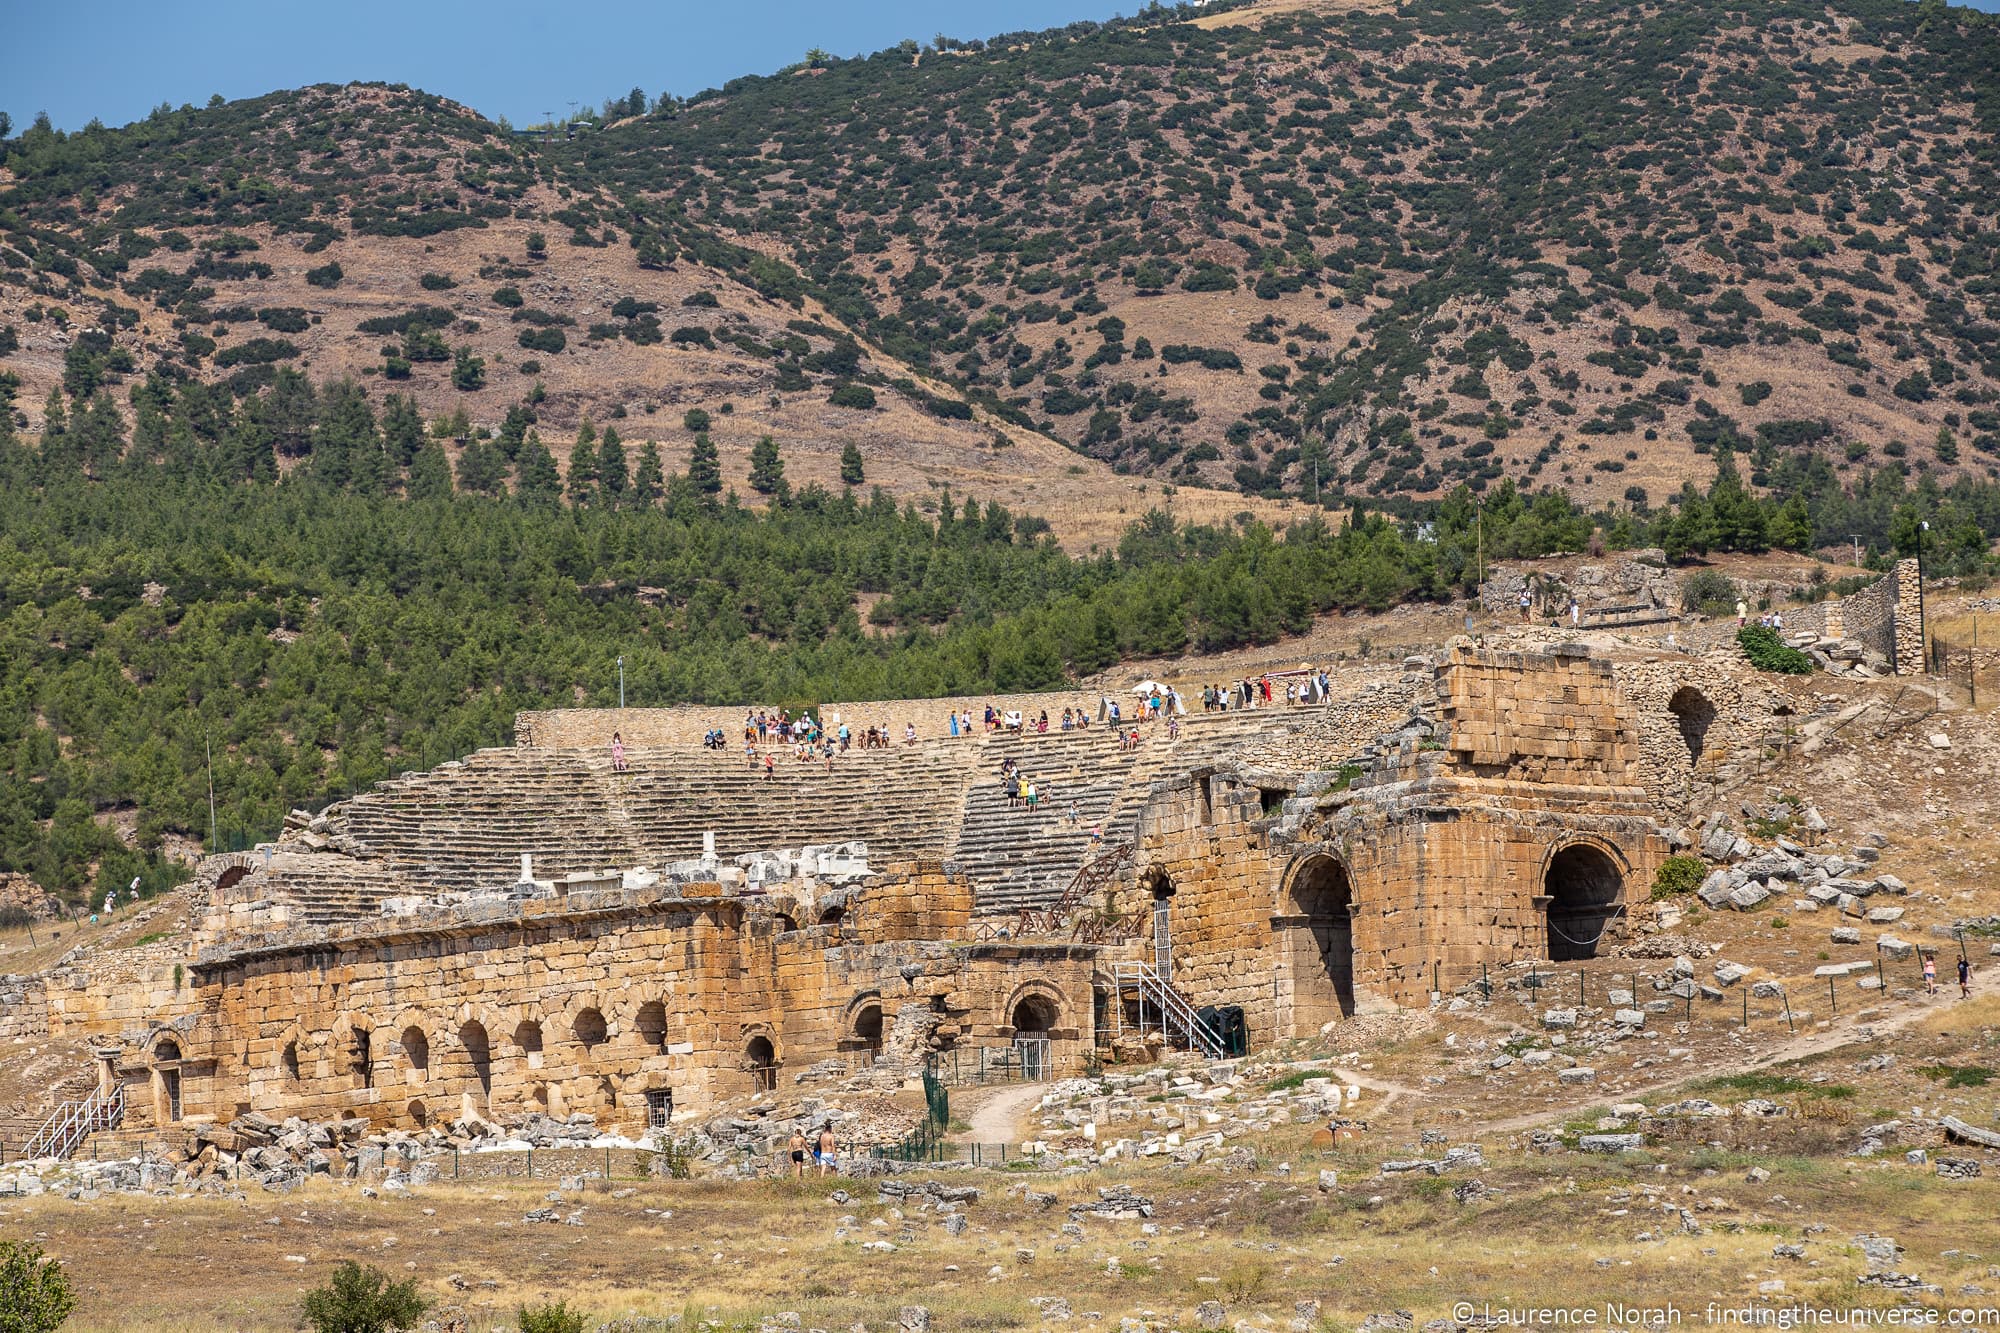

1850,534,1862,568
617,656,626,710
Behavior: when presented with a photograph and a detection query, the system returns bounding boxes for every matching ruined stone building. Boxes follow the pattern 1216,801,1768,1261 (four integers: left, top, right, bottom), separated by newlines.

33,644,1774,1139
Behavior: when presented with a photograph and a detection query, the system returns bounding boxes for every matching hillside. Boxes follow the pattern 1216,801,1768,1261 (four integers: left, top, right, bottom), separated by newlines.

4,1,1999,517
570,0,2000,503
0,83,1302,546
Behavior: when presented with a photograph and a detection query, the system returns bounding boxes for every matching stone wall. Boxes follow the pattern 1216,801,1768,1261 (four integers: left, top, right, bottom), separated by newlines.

1612,659,1759,819
1114,645,1669,1044
112,862,1098,1135
1827,559,1923,675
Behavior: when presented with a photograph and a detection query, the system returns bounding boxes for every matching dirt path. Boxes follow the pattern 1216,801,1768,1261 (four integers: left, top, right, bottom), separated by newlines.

954,1083,1048,1145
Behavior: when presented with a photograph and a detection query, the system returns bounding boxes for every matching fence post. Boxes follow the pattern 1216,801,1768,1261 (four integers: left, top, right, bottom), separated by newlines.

528,1147,534,1179
1828,975,1837,1018
1742,989,1749,1029
1781,990,1795,1034
1578,970,1584,1007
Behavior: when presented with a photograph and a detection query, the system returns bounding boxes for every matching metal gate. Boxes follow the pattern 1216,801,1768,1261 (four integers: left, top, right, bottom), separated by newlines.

1012,1036,1050,1081
1153,895,1173,973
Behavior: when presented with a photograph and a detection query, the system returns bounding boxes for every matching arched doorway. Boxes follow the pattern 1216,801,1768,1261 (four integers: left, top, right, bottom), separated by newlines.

1288,856,1356,1027
1010,994,1058,1080
1545,843,1625,961
746,1036,777,1093
154,1039,183,1123
853,1004,885,1064
572,1007,608,1052
1666,687,1716,769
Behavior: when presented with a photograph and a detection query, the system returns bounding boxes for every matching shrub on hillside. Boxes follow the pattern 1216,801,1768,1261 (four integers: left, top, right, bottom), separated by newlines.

1652,855,1707,897
0,1240,77,1333
1736,624,1812,674
300,1260,429,1333
517,1300,588,1333
1680,568,1737,617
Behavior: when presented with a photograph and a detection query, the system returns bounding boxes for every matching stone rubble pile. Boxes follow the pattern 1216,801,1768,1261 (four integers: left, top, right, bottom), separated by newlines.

1017,1058,1368,1167
0,1109,653,1200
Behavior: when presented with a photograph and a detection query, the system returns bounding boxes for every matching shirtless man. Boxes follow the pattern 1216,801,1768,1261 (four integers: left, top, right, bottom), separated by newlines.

816,1123,838,1176
788,1128,808,1180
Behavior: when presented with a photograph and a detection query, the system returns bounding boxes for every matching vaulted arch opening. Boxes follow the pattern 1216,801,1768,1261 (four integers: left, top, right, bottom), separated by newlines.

573,1007,608,1051
459,1021,492,1095
746,1035,778,1093
399,1026,429,1083
635,1001,669,1053
1545,843,1625,961
1288,855,1356,1025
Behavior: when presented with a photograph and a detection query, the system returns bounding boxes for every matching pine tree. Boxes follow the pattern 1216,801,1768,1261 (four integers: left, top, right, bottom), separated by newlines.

223,395,276,482
1936,425,1959,465
566,421,599,507
840,440,864,486
515,430,562,510
407,438,453,500
267,368,318,460
382,394,425,468
76,390,128,478
748,434,785,496
688,431,722,495
632,440,665,507
597,426,629,504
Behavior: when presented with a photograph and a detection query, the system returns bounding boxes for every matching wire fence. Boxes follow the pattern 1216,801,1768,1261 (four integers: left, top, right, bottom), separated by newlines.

1929,613,1999,709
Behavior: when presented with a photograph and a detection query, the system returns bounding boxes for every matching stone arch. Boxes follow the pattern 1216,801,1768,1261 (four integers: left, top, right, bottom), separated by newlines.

1666,686,1717,769
634,999,669,1053
774,912,798,933
456,1019,494,1110
1003,980,1066,1036
215,865,251,893
844,992,886,1062
817,903,847,927
512,1016,546,1071
397,1023,431,1085
152,1037,184,1124
407,1098,432,1128
274,1020,309,1083
333,1014,376,1090
1542,839,1629,962
1280,852,1357,1027
744,1030,779,1094
572,1006,609,1052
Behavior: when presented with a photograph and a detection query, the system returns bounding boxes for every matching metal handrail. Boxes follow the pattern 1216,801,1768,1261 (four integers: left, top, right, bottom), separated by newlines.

1111,960,1227,1059
20,1084,124,1161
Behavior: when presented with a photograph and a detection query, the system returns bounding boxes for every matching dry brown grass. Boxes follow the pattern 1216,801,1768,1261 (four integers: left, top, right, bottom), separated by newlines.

10,1129,1995,1332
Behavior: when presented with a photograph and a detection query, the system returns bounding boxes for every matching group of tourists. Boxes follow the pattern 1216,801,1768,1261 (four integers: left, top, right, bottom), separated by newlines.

1200,672,1330,711
787,1122,840,1178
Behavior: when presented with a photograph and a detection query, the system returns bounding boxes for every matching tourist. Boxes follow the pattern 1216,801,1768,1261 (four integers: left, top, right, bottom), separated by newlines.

611,732,628,773
1959,956,1972,998
1569,599,1580,628
788,1128,809,1180
949,710,960,738
905,722,917,745
1024,779,1038,812
1923,952,1937,995
1736,598,1748,628
1068,799,1081,824
745,742,758,769
1060,707,1074,731
1167,714,1180,741
816,1123,838,1175
1037,710,1049,734
764,754,776,781
1006,771,1020,808
1519,588,1531,621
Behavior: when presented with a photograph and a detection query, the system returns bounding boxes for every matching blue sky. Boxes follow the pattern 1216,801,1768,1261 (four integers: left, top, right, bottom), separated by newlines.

5,0,1995,134
2,0,1136,133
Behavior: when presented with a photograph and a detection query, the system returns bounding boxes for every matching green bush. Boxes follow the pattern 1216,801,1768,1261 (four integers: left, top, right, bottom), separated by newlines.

301,1260,430,1333
0,1240,77,1333
1680,568,1737,617
517,1300,588,1333
1652,855,1707,897
1736,624,1812,674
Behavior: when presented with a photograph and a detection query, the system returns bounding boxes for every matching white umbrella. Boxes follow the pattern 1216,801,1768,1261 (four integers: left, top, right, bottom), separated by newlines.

1131,679,1165,694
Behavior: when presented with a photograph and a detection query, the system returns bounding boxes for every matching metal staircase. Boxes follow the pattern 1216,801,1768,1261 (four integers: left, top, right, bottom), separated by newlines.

1108,961,1227,1059
20,1085,124,1161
